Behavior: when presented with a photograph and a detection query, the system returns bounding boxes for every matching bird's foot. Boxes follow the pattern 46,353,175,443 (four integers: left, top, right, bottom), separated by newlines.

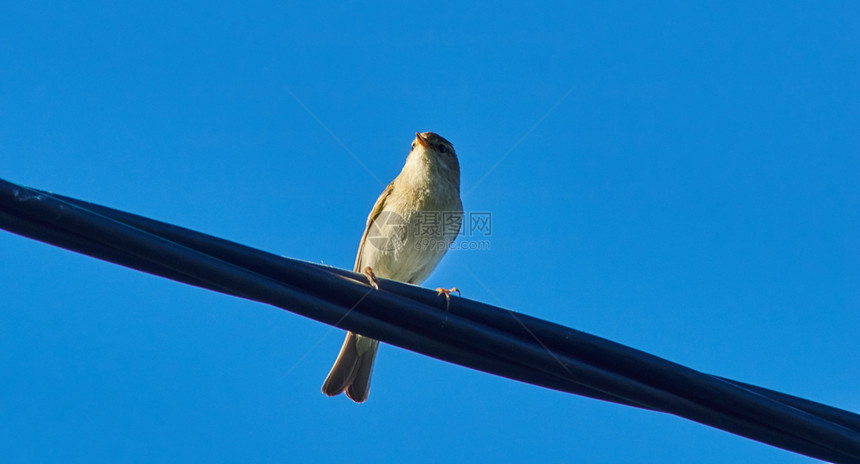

363,266,379,290
435,287,461,310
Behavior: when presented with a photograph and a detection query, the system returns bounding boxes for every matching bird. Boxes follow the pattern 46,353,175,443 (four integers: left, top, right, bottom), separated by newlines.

321,131,463,403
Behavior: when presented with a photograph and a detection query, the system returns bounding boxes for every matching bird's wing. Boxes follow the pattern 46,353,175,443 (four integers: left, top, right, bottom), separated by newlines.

353,180,395,272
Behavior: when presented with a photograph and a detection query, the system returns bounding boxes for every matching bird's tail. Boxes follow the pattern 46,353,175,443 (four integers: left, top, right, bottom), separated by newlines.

321,332,379,403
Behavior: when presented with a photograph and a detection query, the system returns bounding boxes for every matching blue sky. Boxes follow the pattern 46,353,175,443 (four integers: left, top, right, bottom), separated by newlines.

1,1,858,462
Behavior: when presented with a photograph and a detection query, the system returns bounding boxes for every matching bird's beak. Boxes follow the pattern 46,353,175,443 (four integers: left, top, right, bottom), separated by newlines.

415,132,428,147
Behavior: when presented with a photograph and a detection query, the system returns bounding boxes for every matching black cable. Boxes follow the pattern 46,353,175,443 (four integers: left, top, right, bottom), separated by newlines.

1,177,858,463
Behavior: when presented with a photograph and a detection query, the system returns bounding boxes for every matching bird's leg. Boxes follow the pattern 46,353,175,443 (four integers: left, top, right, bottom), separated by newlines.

435,287,460,310
363,266,380,290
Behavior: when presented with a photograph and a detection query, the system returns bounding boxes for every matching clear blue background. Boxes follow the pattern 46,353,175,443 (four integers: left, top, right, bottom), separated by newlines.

1,1,858,462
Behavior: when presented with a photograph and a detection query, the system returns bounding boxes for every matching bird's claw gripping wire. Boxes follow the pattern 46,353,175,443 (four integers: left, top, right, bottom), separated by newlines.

363,266,379,290
435,287,460,310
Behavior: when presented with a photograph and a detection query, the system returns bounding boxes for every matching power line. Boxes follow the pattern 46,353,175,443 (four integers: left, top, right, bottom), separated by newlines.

1,177,858,463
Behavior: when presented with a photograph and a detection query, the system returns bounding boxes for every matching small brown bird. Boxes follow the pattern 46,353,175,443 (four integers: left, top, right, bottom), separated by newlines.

321,131,463,403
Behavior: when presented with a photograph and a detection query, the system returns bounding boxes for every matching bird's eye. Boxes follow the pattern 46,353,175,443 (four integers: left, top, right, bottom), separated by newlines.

411,143,416,150
437,144,448,154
